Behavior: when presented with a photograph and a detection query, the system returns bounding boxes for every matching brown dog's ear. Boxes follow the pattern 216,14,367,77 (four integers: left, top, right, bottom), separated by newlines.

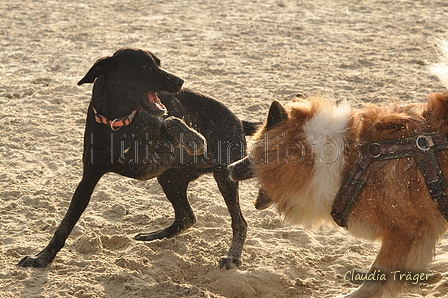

77,56,118,85
425,92,448,131
265,100,287,129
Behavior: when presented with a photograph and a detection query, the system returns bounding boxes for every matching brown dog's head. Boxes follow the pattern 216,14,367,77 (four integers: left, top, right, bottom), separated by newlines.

78,48,184,117
228,100,291,210
230,97,353,222
228,100,288,182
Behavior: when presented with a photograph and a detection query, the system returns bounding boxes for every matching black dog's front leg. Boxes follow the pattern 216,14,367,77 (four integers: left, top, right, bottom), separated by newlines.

163,116,206,155
18,170,103,267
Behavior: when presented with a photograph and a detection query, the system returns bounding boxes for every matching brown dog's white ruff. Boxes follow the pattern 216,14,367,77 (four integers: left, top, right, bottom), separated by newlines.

248,43,448,298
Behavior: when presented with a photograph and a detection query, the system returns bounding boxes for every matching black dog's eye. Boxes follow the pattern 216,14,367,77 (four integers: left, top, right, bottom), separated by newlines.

142,64,153,70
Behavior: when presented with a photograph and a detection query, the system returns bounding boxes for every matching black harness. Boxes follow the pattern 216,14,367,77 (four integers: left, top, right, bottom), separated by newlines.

331,131,448,228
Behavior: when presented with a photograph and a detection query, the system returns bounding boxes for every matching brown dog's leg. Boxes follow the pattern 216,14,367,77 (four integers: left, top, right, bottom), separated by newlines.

18,170,103,267
338,230,437,298
163,116,206,156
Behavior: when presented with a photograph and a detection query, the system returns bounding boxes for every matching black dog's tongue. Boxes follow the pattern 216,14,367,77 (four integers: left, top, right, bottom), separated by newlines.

145,92,166,112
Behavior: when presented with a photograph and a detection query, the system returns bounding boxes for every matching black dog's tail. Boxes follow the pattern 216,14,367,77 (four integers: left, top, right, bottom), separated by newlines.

242,121,262,136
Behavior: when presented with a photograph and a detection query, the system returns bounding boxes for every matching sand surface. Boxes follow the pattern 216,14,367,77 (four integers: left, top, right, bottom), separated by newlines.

1,0,448,297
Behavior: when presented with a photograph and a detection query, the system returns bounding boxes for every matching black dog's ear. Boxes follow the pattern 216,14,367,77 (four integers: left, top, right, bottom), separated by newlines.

265,100,287,129
150,53,161,67
77,56,118,85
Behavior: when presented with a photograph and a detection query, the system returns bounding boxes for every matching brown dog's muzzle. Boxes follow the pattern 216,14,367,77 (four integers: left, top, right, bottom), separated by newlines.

228,156,254,181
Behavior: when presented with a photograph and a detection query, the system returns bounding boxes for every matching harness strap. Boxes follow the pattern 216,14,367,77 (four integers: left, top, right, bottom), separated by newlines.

415,149,448,221
331,132,448,228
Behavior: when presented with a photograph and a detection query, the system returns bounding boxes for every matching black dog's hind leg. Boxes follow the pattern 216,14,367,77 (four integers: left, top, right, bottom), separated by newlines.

214,165,247,269
134,168,201,241
18,170,103,267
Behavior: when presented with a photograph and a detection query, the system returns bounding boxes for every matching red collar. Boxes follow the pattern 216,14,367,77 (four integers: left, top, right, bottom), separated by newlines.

92,106,137,131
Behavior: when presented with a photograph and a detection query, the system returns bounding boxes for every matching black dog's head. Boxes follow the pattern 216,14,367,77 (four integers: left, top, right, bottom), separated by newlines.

78,48,184,117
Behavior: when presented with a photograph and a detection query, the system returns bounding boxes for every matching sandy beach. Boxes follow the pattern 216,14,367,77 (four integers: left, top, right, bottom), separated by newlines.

1,0,448,297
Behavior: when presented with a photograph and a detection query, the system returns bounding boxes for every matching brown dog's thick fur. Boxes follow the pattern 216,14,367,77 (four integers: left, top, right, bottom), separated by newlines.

230,93,448,297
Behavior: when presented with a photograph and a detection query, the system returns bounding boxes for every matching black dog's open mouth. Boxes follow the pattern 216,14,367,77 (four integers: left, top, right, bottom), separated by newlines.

144,92,167,113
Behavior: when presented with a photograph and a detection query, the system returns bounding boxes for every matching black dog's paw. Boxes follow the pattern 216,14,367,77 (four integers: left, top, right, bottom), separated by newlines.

135,219,195,241
18,256,48,268
219,256,242,270
134,231,166,241
164,116,207,155
183,130,207,155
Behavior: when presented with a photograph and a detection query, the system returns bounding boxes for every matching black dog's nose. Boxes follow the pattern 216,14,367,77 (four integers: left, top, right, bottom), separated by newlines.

175,77,184,89
164,73,184,93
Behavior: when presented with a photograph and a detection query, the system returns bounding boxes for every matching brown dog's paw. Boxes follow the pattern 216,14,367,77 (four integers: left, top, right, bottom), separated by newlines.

164,116,207,155
219,256,242,270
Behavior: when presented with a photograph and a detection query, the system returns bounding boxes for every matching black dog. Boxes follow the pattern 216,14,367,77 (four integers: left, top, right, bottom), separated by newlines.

18,48,256,269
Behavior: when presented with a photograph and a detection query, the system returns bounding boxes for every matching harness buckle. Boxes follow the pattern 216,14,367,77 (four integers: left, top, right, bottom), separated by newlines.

416,135,434,151
369,143,381,158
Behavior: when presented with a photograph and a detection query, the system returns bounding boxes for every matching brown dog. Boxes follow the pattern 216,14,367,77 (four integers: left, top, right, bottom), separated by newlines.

229,49,448,297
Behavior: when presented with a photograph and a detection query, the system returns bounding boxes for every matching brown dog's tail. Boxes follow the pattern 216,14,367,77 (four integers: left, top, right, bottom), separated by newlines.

430,38,448,89
242,121,262,136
